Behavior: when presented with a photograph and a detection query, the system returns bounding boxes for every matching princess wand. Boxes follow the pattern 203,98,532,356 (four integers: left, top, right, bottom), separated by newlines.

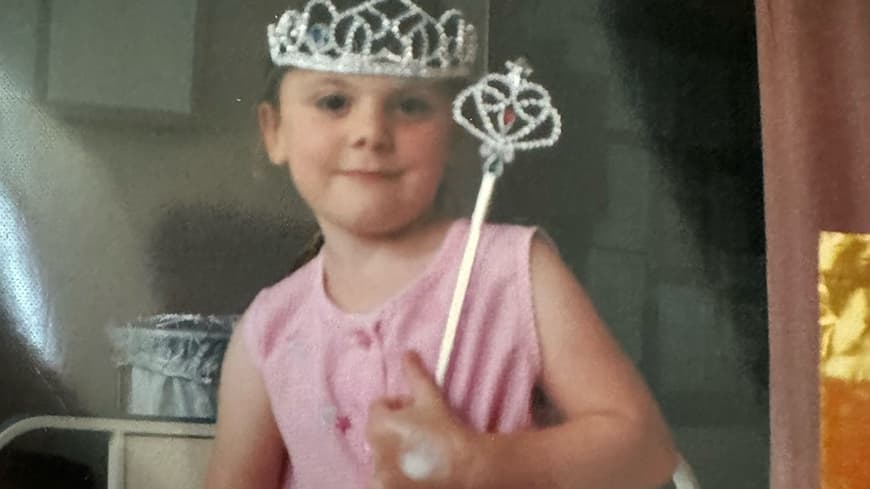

434,58,700,489
435,58,562,385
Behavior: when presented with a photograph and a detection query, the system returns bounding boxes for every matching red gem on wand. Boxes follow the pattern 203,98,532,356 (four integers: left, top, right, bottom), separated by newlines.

503,107,516,126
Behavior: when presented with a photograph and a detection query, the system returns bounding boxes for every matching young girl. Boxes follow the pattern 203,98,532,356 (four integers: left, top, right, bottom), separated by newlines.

205,1,679,488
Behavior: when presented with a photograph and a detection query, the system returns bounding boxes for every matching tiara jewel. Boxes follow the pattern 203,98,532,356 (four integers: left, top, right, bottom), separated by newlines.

268,0,478,78
452,58,562,175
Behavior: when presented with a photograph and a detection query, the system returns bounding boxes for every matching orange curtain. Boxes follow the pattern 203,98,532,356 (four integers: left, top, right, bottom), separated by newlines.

756,1,870,488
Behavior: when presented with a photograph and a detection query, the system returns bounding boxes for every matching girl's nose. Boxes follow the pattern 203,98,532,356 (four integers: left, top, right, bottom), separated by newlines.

350,103,394,153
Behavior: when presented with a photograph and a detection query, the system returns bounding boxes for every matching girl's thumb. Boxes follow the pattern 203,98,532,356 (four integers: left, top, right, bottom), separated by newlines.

403,352,443,405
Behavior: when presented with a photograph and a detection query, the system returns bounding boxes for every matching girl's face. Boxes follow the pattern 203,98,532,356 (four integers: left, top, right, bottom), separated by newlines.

259,69,456,237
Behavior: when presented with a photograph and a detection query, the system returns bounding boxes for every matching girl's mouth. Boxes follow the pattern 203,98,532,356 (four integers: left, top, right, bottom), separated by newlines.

338,169,402,181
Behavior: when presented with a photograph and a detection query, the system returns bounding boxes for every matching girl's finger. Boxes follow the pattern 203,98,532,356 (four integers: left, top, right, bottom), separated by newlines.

402,352,444,406
386,396,414,410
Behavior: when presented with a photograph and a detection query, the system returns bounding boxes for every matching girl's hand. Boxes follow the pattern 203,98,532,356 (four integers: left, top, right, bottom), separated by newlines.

366,352,478,489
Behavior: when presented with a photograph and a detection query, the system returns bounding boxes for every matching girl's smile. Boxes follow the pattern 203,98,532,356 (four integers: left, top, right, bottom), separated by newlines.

258,69,457,237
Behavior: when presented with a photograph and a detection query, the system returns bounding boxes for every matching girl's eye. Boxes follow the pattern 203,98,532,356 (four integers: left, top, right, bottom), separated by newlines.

398,97,432,116
316,94,349,112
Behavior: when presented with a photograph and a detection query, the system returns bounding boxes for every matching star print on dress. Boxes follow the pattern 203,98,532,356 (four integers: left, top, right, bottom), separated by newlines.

320,404,352,435
335,415,352,435
286,336,307,359
320,405,338,428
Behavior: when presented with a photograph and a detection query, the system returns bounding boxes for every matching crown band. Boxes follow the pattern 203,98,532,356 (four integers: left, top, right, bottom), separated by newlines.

268,0,478,78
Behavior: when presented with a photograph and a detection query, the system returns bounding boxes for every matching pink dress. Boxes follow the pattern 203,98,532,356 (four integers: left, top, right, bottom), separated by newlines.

242,219,542,488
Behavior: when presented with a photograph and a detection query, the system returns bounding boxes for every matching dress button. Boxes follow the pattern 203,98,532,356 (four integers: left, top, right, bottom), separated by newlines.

352,329,373,349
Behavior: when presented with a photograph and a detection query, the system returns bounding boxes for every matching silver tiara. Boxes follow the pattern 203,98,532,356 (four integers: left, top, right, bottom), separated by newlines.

267,0,478,78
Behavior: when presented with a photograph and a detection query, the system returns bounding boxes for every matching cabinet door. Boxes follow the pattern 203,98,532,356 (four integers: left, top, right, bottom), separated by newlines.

46,0,200,116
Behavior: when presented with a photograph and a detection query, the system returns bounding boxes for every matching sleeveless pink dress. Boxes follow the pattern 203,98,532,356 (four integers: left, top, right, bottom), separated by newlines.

242,219,542,488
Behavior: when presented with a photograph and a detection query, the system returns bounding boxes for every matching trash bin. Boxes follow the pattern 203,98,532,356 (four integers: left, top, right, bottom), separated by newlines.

109,314,238,419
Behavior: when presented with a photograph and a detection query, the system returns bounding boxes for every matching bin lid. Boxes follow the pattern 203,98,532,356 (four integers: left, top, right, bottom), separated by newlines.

109,314,239,384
